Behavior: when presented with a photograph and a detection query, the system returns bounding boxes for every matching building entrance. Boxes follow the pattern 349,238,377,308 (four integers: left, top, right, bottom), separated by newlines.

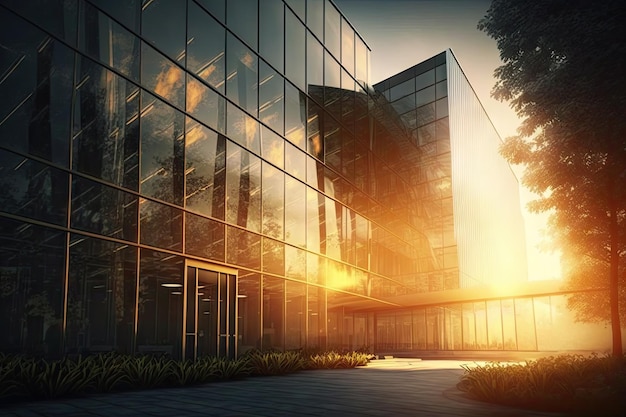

183,262,237,360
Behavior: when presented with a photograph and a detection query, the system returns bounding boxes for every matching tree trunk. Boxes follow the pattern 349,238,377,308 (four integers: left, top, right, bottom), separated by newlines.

609,194,623,356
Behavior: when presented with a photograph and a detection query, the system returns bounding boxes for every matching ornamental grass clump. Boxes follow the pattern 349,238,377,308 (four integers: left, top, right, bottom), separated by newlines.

245,350,307,376
458,354,626,415
306,351,370,369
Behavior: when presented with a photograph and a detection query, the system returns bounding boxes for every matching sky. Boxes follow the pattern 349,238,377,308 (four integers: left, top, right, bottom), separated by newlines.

333,0,562,281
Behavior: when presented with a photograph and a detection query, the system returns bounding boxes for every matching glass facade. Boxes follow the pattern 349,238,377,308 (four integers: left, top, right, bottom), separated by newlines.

0,0,594,359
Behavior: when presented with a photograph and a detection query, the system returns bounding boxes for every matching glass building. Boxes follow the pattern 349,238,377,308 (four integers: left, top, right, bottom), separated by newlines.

0,0,604,359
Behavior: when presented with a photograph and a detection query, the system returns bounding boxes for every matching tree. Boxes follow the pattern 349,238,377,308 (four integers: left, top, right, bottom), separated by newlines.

478,0,626,355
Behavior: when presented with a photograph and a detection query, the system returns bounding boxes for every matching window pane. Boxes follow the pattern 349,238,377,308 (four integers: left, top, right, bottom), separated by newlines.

227,102,260,154
226,34,258,114
196,0,225,23
389,78,414,101
0,219,66,358
285,280,305,349
0,150,68,226
307,99,324,160
435,63,447,82
262,276,284,350
259,0,284,72
262,237,284,275
79,1,139,81
141,43,185,109
285,141,306,182
436,97,449,119
140,92,185,205
187,1,225,93
87,0,140,32
71,176,138,242
415,69,435,91
324,0,340,59
237,272,261,353
285,9,305,91
259,62,284,133
2,0,77,46
185,212,225,262
185,118,226,219
261,126,284,168
306,0,324,39
141,0,185,63
341,19,354,74
0,11,72,166
227,0,258,50
137,249,184,359
355,37,367,86
285,82,307,149
416,103,436,127
226,225,261,269
226,142,261,232
262,162,284,239
416,85,436,108
67,236,137,355
285,176,306,247
187,75,225,133
307,33,324,99
139,198,183,252
306,188,322,253
73,57,139,190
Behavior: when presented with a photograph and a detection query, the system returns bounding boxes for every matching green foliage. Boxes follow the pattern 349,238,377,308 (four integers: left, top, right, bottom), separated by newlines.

459,354,626,415
124,355,175,389
479,0,626,355
306,351,370,369
245,351,307,375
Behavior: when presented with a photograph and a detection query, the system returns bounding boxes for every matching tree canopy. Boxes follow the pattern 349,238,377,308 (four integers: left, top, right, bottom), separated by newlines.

479,0,626,355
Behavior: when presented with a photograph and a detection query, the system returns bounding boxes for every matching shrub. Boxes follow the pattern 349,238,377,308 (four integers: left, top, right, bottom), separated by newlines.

245,351,307,376
458,354,626,415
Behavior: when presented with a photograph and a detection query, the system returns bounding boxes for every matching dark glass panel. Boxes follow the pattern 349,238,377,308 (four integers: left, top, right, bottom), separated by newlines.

436,117,450,141
226,225,261,269
341,19,354,75
259,62,284,134
341,70,355,132
0,11,73,166
285,0,305,20
416,103,436,127
306,0,324,40
66,235,137,355
140,91,185,205
391,93,416,115
259,0,284,72
195,0,225,23
324,52,341,115
324,0,340,58
87,0,140,32
137,249,184,358
227,101,260,154
262,237,284,275
141,43,185,109
237,271,261,353
355,36,367,86
0,150,68,226
324,116,341,171
2,0,77,46
435,63,447,82
185,212,225,262
415,69,435,91
262,276,284,350
285,9,306,91
71,176,138,242
285,280,305,349
284,140,306,182
436,97,449,118
400,110,418,130
187,1,225,93
261,126,284,168
227,0,258,50
435,80,448,99
225,141,261,232
306,33,324,99
416,85,436,108
285,176,306,247
341,130,355,181
262,162,284,239
417,122,436,145
226,34,258,114
73,57,139,190
141,0,186,63
0,218,65,358
307,99,324,160
389,78,414,101
185,118,226,219
139,198,183,252
284,82,307,149
79,1,139,81
187,75,225,133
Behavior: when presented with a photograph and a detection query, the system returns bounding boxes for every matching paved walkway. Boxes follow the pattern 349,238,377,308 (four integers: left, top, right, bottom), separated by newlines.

1,359,565,417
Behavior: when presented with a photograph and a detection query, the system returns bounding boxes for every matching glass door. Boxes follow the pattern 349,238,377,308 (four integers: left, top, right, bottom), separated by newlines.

184,262,237,360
